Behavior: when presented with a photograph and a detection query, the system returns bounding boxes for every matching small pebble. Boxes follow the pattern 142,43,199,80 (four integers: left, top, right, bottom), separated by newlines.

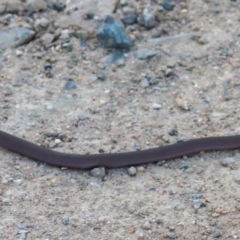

54,139,62,146
128,166,137,176
120,0,127,7
41,33,54,46
193,199,205,209
78,115,87,121
62,218,69,225
156,160,166,166
64,79,77,90
213,230,222,238
86,12,95,19
168,226,175,231
2,198,11,204
44,63,52,71
175,98,189,110
4,85,13,96
136,49,156,60
191,194,203,199
165,67,174,77
156,218,163,224
90,167,106,178
142,221,151,230
18,229,29,239
61,29,70,39
97,72,107,81
152,103,161,110
122,13,137,25
162,2,175,11
138,11,156,29
169,190,175,195
180,163,188,170
52,1,65,12
91,75,99,82
18,222,28,229
137,166,145,172
140,78,149,88
166,232,177,239
168,129,178,136
62,42,73,52
13,179,23,185
16,50,23,56
220,157,235,167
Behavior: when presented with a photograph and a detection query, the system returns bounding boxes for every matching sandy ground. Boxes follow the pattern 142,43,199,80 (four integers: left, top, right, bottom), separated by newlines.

1,0,240,239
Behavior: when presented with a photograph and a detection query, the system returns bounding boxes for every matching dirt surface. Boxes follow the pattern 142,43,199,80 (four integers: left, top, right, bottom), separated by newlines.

1,0,240,239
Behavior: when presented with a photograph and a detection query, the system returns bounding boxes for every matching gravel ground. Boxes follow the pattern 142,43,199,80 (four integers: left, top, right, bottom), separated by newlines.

1,0,240,239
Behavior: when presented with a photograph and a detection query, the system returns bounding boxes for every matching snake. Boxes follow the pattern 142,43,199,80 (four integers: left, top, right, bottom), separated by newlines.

0,130,239,169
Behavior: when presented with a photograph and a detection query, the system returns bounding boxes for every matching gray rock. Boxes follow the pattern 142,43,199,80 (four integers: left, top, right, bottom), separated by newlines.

78,114,87,121
104,51,126,64
142,221,151,230
193,199,205,209
52,1,65,12
90,167,106,178
127,166,137,176
18,229,29,239
61,29,70,39
136,49,156,60
165,67,174,77
64,80,77,90
166,232,177,239
191,193,203,199
162,2,175,11
62,218,69,225
91,75,99,82
224,157,235,164
140,78,149,88
156,160,166,166
0,27,35,48
152,103,161,110
34,17,49,31
122,14,137,25
41,33,54,46
4,84,13,96
220,157,235,167
180,163,188,170
62,42,73,52
213,230,222,238
96,15,133,50
18,222,28,229
138,11,156,29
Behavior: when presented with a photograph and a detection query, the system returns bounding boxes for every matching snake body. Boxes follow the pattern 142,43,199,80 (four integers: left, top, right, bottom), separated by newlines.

0,130,240,169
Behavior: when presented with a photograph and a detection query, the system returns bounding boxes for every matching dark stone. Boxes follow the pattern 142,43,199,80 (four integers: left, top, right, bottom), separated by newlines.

86,12,95,19
44,63,52,71
180,163,188,170
96,15,133,50
62,218,69,225
168,129,178,136
64,79,77,90
53,1,65,12
122,14,137,25
62,42,73,52
162,2,175,11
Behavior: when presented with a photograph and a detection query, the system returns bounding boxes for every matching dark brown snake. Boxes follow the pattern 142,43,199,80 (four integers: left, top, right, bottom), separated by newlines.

0,130,240,169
